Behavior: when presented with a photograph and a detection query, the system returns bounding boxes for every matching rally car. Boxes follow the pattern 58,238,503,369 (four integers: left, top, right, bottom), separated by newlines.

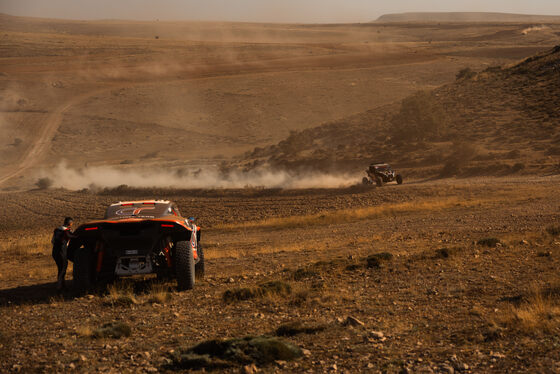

362,163,403,187
67,200,203,293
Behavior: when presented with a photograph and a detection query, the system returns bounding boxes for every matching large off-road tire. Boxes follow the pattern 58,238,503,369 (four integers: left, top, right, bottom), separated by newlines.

362,177,371,185
195,243,205,279
175,241,195,291
396,174,403,185
73,248,94,294
376,177,384,187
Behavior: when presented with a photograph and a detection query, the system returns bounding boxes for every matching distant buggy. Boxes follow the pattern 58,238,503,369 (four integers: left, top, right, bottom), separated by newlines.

362,163,403,187
67,200,203,293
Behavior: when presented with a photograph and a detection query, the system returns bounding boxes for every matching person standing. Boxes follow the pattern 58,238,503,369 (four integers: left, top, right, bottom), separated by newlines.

51,217,75,292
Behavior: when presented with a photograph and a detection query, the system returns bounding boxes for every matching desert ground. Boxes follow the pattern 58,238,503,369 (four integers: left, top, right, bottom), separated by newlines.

1,12,560,373
1,178,560,373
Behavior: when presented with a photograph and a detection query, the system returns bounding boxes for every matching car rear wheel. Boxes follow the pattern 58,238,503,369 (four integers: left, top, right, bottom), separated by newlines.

376,178,384,187
175,241,195,291
396,174,403,185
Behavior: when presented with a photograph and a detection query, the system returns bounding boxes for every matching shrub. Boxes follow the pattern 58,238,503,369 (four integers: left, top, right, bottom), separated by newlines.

35,177,53,190
169,336,302,369
366,252,393,268
546,226,560,236
92,322,131,339
390,91,447,142
292,268,318,281
223,281,292,303
456,67,476,80
477,238,501,247
435,247,461,258
275,322,327,336
511,163,525,172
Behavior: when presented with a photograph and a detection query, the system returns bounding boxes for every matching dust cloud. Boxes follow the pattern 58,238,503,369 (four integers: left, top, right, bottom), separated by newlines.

521,25,549,35
39,163,357,190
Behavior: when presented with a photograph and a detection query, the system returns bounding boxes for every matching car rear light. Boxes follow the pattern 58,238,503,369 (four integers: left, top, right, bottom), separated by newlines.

143,202,155,205
121,203,133,206
161,224,174,228
85,227,98,231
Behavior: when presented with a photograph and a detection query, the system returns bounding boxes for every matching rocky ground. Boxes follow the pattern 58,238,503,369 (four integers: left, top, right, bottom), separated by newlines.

1,176,560,373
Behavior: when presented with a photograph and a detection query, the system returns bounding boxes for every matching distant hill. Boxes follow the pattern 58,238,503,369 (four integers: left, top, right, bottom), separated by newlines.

238,46,560,177
375,12,560,23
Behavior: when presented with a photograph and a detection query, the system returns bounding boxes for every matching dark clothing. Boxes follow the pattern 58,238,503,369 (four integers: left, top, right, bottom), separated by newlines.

52,247,68,291
52,226,73,291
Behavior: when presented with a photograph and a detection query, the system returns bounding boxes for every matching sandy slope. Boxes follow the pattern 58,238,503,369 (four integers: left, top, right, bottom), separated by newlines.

2,14,559,189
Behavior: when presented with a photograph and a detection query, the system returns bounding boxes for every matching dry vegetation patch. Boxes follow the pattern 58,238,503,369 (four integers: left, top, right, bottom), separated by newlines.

103,282,139,306
216,197,472,230
91,321,132,339
167,335,302,370
275,321,328,337
222,281,292,303
498,290,560,334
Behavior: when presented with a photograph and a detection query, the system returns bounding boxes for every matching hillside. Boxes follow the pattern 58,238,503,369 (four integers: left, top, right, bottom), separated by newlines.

238,46,560,178
376,12,560,23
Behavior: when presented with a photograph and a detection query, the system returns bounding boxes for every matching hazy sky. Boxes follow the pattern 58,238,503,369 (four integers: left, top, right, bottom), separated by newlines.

2,0,560,23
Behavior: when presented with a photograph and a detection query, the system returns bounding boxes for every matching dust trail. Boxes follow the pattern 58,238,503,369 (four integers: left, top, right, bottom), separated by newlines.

521,25,549,35
38,163,357,190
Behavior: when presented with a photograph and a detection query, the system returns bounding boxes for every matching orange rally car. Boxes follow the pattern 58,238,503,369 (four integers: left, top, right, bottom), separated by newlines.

67,200,203,293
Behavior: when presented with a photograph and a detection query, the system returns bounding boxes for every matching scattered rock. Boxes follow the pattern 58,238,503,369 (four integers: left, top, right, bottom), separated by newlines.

369,331,385,340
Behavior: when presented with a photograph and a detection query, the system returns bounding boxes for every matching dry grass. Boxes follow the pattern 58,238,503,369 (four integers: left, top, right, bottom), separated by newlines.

214,191,542,231
223,281,292,303
76,321,132,339
75,325,94,338
146,283,172,304
0,233,51,258
498,290,560,333
204,240,331,260
104,282,138,306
